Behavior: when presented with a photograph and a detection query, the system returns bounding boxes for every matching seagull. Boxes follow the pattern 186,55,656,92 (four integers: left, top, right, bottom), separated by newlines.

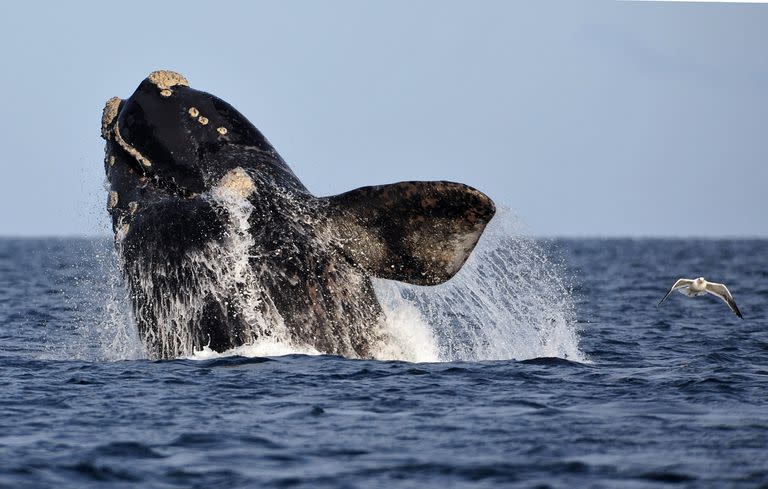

658,277,743,319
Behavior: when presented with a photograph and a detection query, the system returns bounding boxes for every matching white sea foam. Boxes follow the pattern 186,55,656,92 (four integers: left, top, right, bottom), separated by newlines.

186,340,321,360
375,294,441,362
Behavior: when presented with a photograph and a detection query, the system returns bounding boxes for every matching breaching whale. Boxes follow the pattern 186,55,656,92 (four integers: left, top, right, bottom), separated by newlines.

101,70,495,360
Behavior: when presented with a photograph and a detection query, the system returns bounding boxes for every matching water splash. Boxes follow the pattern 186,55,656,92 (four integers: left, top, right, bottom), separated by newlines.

375,208,587,363
177,205,586,363
92,251,144,361
374,294,441,362
121,188,299,359
50,240,144,362
186,341,321,360
80,200,584,363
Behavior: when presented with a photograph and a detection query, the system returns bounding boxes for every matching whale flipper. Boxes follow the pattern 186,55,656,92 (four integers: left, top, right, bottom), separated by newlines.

326,181,496,286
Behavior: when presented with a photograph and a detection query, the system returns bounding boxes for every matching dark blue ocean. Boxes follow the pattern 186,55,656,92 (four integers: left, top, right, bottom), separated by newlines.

1,237,766,488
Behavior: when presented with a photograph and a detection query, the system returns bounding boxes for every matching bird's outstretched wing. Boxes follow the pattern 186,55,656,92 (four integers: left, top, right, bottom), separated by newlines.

705,282,743,319
658,278,693,306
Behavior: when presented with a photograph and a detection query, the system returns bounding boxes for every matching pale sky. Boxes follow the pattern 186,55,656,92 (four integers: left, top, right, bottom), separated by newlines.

0,1,765,237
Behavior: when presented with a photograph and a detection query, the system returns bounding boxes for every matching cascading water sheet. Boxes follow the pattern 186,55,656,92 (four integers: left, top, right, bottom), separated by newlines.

376,208,586,363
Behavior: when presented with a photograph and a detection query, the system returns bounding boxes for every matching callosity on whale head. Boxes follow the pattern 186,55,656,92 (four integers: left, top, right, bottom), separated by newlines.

102,70,496,360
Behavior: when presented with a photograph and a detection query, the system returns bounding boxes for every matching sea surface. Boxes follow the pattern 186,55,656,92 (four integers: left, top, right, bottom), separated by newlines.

0,237,766,488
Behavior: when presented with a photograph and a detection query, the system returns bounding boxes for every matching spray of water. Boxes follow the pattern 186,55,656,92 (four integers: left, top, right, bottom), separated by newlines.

375,208,587,363
120,185,302,359
52,240,144,362
75,199,584,363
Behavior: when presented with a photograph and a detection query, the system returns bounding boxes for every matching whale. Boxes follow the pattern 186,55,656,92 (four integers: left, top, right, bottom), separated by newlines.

101,70,495,360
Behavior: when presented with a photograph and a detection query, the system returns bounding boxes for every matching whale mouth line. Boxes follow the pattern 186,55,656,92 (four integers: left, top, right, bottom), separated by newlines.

113,122,152,173
111,122,198,200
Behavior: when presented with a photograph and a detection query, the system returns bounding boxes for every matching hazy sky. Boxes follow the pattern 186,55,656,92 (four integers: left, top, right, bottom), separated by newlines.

0,1,765,237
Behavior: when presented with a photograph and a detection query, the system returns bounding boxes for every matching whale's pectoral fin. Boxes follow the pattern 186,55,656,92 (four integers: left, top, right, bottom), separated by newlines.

325,181,496,286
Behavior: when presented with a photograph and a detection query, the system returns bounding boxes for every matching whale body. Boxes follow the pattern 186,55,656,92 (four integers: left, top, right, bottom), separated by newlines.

101,70,495,359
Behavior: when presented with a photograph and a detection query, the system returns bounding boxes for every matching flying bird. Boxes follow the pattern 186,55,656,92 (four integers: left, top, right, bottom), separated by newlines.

658,277,743,319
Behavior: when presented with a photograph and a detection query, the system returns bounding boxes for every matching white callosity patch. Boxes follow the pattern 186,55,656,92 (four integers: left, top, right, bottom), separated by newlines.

100,97,121,138
107,191,118,210
375,208,586,363
213,167,256,200
147,70,189,90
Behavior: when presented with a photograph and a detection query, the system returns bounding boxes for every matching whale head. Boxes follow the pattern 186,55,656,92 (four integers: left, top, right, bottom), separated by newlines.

101,70,299,200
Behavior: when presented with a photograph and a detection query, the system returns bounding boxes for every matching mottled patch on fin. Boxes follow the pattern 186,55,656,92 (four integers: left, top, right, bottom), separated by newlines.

325,181,495,285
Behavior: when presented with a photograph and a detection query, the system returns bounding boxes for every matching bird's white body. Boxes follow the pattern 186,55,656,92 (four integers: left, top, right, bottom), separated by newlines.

659,276,743,318
682,277,708,296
